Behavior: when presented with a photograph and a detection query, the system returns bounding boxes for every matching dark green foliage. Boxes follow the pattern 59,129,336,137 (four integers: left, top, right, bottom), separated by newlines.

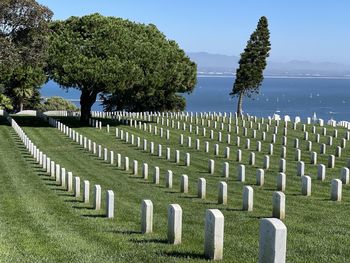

48,14,196,121
231,16,271,115
23,87,41,110
0,94,13,110
4,66,47,111
37,96,78,111
102,90,186,112
0,0,53,111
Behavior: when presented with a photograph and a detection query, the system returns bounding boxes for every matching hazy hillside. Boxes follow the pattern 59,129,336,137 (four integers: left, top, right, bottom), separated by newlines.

187,52,350,77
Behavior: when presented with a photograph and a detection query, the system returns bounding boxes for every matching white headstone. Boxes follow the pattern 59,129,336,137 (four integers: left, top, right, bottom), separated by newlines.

208,159,215,174
204,209,224,260
106,190,114,218
141,199,153,234
153,166,160,184
256,169,264,186
218,182,227,205
242,186,254,211
74,176,80,197
341,167,349,184
277,173,286,192
258,218,287,263
297,161,305,176
180,174,188,193
83,180,90,203
301,175,311,196
272,191,285,220
142,163,148,179
331,179,342,201
198,178,206,199
166,170,173,188
328,155,335,168
264,156,270,170
237,164,245,182
94,184,101,210
168,204,182,245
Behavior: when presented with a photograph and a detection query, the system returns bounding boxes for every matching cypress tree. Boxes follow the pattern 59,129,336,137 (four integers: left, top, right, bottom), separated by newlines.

231,16,271,116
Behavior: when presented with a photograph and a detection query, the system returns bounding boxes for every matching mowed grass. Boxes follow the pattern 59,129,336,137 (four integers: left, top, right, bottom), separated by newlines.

4,114,350,262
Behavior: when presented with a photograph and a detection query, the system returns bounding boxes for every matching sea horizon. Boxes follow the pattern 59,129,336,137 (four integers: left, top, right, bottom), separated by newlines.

41,76,350,122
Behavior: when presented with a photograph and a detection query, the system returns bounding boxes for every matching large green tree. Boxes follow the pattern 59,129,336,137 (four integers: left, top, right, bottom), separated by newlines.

37,96,78,112
0,0,53,111
231,16,271,116
48,14,196,122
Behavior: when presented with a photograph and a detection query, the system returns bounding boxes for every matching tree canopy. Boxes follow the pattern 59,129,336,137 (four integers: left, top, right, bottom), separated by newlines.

48,13,197,122
37,96,78,112
0,0,53,111
231,16,271,116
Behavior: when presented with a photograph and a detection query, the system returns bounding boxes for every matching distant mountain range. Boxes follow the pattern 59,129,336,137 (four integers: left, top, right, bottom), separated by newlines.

187,52,350,77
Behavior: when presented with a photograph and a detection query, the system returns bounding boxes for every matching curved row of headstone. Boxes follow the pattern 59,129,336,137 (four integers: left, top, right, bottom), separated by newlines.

90,108,350,183
46,114,349,207
94,118,349,190
86,114,350,205
93,112,349,174
6,114,115,219
47,117,297,211
132,115,348,154
131,115,350,182
5,114,231,260
97,110,346,137
95,112,348,169
29,115,289,261
86,112,350,206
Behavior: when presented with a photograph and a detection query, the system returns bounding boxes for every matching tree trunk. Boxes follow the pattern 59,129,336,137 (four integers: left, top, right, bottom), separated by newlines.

19,100,23,112
237,92,243,116
80,89,98,123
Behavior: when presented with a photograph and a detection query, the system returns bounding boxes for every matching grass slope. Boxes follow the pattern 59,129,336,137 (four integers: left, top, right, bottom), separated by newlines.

4,115,350,262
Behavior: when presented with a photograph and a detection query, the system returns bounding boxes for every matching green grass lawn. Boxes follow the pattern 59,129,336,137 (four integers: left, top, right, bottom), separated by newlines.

2,114,350,262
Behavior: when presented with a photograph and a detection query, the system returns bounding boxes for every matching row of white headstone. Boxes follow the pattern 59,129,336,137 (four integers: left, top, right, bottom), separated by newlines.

39,115,289,262
90,110,350,176
85,115,348,204
111,123,346,185
108,114,348,170
91,109,340,129
140,199,288,262
8,115,115,219
48,116,298,217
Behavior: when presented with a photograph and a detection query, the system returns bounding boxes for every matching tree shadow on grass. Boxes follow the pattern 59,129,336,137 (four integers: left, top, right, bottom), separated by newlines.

81,213,106,218
73,205,94,210
130,238,168,244
49,188,67,192
108,229,141,235
160,251,206,260
128,175,142,179
249,215,272,219
163,190,178,194
263,188,277,192
224,207,244,212
202,201,218,205
64,199,81,203
137,181,153,185
57,192,75,197
12,116,53,128
43,180,59,186
179,195,197,199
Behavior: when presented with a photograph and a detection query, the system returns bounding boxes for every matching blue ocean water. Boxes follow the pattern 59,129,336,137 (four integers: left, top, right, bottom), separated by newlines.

41,76,350,121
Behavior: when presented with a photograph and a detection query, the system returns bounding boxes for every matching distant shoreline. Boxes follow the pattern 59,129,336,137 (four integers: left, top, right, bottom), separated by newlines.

198,74,350,80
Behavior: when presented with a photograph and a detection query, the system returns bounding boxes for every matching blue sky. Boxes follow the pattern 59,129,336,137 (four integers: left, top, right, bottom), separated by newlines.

37,0,350,64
